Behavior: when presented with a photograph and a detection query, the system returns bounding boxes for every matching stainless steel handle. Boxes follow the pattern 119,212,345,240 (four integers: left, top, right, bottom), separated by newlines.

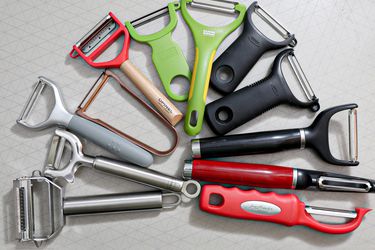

93,157,201,198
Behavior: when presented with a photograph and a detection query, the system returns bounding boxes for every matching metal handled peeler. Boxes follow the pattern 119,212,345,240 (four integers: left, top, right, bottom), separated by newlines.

17,76,153,167
14,171,181,247
44,129,201,199
205,49,320,135
125,2,191,102
210,2,297,94
200,185,370,234
180,0,247,135
76,70,179,156
70,12,182,126
183,159,375,192
192,104,359,166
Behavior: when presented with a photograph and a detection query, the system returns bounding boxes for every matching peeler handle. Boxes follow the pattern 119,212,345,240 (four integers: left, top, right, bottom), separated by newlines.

193,128,302,159
120,60,183,126
68,115,153,167
186,159,294,189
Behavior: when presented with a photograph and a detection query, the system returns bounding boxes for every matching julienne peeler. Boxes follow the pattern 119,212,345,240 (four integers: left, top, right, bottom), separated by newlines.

200,185,370,234
44,129,201,199
192,104,359,166
180,0,246,136
76,70,179,156
210,2,297,94
69,12,182,126
205,49,320,135
125,2,191,102
17,77,153,167
183,159,375,193
13,171,181,247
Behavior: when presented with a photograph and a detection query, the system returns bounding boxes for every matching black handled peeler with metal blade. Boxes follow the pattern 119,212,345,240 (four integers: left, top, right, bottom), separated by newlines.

193,104,359,166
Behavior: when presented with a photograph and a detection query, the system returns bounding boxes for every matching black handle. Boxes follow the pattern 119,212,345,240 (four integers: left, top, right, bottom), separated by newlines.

210,2,296,94
195,128,301,159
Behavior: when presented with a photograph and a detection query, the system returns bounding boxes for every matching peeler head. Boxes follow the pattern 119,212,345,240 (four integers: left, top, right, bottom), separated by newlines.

70,12,130,68
17,77,72,130
305,103,359,166
44,129,91,183
13,171,64,247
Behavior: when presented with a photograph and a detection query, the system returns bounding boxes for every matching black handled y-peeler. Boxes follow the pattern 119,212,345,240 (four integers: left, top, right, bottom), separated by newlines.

194,104,359,166
205,49,320,135
210,2,297,94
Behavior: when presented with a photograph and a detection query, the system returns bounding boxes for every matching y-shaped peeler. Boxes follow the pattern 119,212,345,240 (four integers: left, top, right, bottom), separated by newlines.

192,104,359,166
180,0,246,135
76,70,179,156
200,185,370,234
44,129,201,199
205,49,320,135
17,77,153,167
210,2,297,94
14,171,181,247
126,2,191,102
183,159,375,193
70,12,182,126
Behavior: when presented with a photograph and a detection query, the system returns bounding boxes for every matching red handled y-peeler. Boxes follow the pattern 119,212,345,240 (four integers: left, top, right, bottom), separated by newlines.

70,12,182,126
200,185,370,234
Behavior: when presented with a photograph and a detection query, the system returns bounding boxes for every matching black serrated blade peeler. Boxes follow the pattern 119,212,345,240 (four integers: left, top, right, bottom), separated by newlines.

194,104,359,166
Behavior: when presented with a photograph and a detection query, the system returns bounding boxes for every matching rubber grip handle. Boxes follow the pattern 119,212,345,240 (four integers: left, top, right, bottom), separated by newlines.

200,185,370,234
68,115,153,167
191,159,294,189
210,32,264,94
196,129,301,158
205,74,284,135
184,48,216,136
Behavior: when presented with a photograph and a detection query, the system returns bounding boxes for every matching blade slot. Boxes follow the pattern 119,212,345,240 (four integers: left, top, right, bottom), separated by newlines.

318,176,371,192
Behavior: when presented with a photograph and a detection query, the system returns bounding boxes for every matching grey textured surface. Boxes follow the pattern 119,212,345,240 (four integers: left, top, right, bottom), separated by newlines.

1,0,375,249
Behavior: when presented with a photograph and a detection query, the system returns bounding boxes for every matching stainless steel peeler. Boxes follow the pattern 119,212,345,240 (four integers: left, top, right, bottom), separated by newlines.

14,171,180,247
44,129,201,198
17,76,153,167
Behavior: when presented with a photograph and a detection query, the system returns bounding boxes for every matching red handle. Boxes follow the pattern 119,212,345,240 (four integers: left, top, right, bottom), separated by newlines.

191,159,295,189
70,12,130,68
200,185,370,234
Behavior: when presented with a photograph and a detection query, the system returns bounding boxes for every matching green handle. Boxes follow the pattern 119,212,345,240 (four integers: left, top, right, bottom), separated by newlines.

180,0,246,135
125,2,191,102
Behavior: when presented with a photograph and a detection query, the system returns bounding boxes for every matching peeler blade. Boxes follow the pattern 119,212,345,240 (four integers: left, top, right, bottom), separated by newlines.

317,176,371,193
190,0,237,14
305,205,357,219
349,108,358,163
130,6,170,28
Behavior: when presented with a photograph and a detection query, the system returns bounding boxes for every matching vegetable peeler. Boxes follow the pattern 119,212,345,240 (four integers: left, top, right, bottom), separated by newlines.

183,159,375,192
44,129,201,199
210,2,297,94
205,49,320,135
180,0,246,135
200,185,370,234
70,12,182,126
76,70,178,156
14,171,181,247
192,104,359,166
17,77,153,167
125,2,191,102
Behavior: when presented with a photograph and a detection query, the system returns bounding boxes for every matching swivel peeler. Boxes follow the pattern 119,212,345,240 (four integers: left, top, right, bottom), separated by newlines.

14,171,181,247
44,129,201,199
17,77,153,167
183,159,375,193
70,12,182,126
200,185,370,234
180,0,246,135
205,49,320,135
192,104,359,166
210,2,297,94
125,2,191,102
76,70,179,156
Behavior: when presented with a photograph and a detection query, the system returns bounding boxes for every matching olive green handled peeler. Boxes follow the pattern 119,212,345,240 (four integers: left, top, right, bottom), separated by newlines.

126,2,191,102
180,0,246,136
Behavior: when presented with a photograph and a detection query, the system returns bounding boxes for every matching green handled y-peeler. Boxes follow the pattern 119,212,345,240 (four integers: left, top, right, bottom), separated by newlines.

126,2,191,102
180,0,246,136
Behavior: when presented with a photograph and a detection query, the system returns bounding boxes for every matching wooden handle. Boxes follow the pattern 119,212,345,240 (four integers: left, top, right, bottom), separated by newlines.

120,60,182,126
